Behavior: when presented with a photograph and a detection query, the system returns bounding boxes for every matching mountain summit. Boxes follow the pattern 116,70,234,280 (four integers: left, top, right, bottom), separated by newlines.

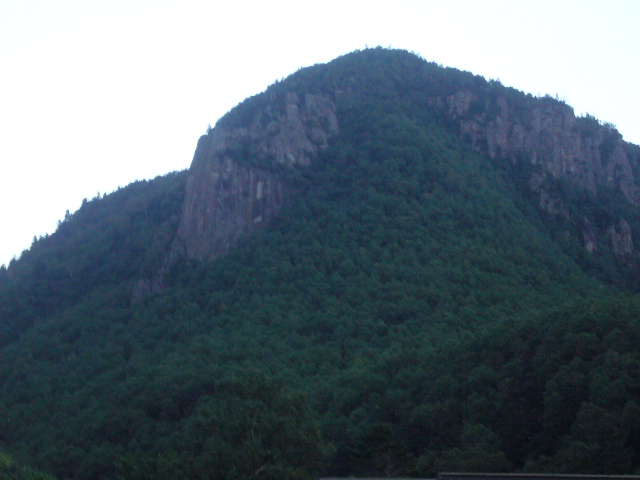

2,48,640,480
172,48,639,266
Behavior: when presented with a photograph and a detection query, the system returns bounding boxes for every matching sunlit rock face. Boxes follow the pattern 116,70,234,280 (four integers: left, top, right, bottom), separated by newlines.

172,92,338,261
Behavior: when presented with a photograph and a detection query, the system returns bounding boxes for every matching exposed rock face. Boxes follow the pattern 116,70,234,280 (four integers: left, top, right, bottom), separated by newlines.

532,174,570,220
582,218,598,254
435,89,639,256
263,92,338,166
172,92,338,261
607,219,634,256
171,74,637,263
171,139,289,261
442,90,640,205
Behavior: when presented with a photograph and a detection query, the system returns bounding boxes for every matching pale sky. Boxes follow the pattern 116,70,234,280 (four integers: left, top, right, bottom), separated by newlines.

1,0,639,267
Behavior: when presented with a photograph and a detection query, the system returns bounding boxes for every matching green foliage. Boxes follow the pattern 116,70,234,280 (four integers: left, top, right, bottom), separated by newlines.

0,451,58,480
184,373,324,480
112,373,324,480
0,171,186,346
1,48,640,480
432,424,512,473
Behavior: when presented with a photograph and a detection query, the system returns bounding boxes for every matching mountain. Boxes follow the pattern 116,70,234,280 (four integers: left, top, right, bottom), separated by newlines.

2,48,640,480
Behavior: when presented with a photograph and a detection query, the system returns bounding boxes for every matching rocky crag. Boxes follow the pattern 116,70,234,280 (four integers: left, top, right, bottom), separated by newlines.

441,90,639,204
170,50,639,264
434,87,639,256
171,92,338,261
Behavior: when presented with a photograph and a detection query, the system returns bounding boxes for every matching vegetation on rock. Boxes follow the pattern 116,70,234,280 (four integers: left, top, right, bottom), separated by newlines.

2,48,640,479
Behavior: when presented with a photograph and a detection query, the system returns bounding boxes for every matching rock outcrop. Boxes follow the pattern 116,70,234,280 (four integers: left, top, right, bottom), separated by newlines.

607,219,634,256
441,90,639,204
433,88,639,255
171,60,638,263
171,92,338,261
582,218,598,254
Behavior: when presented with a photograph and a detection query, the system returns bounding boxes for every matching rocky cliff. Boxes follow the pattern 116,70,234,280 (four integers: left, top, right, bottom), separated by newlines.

170,51,639,263
434,88,639,255
439,90,639,204
171,92,338,261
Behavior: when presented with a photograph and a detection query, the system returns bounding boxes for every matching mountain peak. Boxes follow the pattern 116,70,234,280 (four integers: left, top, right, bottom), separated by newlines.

172,48,640,264
3,48,640,480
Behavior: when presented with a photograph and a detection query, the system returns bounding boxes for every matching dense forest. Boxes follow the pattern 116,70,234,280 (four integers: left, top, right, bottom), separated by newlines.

2,48,640,480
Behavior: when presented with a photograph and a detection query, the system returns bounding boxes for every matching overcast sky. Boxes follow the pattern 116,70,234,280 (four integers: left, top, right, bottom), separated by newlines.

1,0,639,266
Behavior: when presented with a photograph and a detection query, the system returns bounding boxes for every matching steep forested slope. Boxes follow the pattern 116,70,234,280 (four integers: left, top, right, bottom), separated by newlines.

0,172,186,347
1,48,640,480
0,450,57,480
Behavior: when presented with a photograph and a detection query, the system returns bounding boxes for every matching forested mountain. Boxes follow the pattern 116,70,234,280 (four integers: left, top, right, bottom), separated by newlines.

2,48,640,480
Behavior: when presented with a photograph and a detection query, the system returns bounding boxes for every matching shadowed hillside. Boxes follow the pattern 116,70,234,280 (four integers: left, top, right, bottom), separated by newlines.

1,48,640,480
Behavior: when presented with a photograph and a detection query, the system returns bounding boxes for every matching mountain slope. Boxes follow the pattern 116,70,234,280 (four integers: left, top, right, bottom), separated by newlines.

1,48,640,479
